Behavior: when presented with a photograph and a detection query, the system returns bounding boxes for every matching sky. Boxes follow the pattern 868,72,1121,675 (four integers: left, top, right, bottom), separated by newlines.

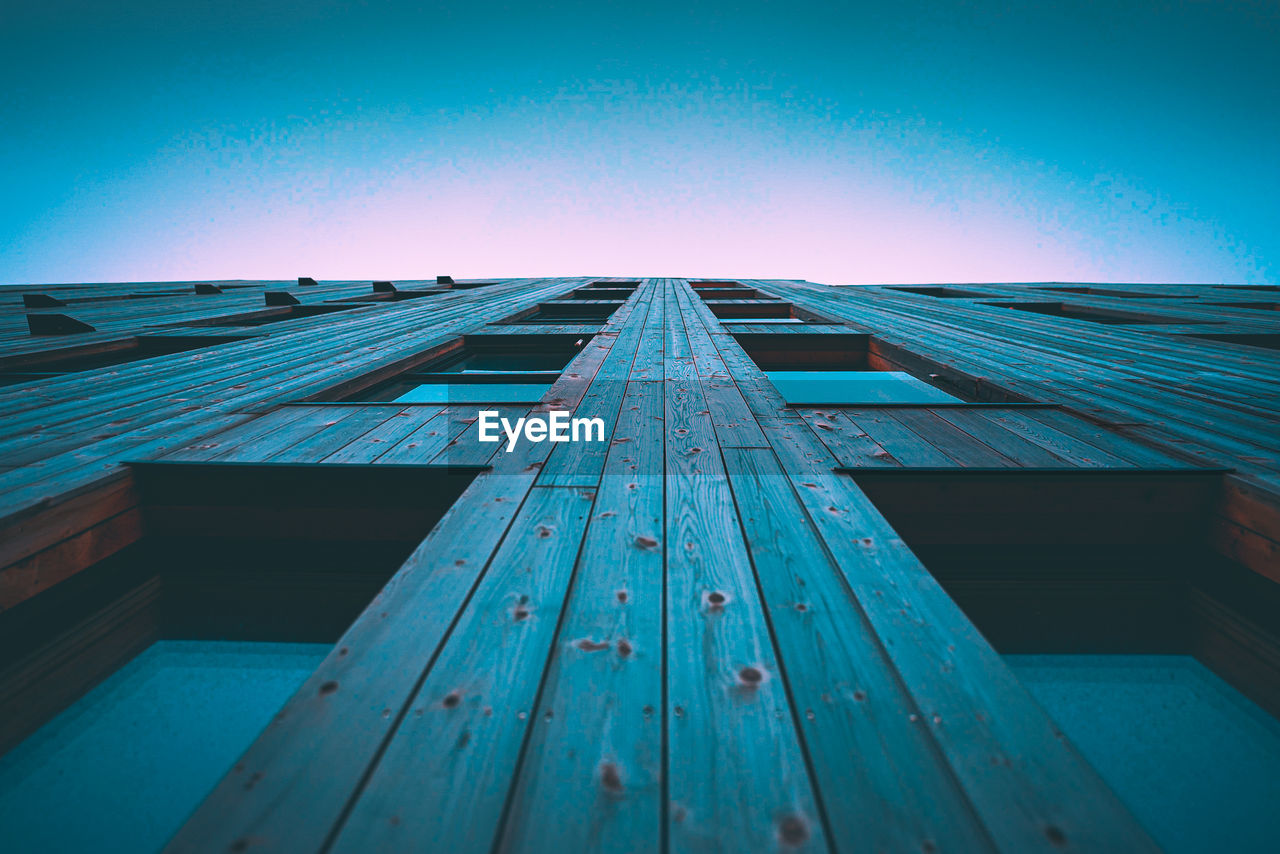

1,1,1277,285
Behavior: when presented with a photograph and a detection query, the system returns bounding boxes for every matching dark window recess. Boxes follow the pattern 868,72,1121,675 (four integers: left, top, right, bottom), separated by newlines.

1205,302,1280,312
888,286,988,298
200,305,359,327
499,301,622,324
845,467,1280,853
1183,333,1280,351
707,300,832,323
690,280,744,288
565,280,637,299
1034,286,1198,299
694,286,777,300
0,461,481,756
733,332,995,403
338,282,448,303
0,336,244,387
1215,285,1280,293
845,468,1280,707
335,333,590,403
986,301,1202,325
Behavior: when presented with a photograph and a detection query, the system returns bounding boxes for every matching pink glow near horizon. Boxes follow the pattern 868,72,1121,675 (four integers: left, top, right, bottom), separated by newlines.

4,65,1271,286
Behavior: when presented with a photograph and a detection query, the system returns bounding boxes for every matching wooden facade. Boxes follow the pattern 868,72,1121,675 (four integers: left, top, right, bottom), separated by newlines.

1,276,1278,852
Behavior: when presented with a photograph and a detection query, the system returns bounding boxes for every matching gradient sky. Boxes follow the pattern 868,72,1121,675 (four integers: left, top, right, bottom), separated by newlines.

1,1,1277,285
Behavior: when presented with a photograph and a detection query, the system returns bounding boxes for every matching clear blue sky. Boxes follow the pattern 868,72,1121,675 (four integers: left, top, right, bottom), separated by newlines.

1,1,1276,285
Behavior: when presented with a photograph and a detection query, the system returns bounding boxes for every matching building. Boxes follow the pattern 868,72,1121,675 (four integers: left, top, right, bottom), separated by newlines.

1,276,1278,853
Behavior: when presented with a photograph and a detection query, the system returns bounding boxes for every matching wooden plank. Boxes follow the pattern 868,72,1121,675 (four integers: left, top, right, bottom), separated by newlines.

163,471,539,854
498,381,665,852
843,410,957,467
779,470,1160,851
724,447,994,852
887,408,1018,467
326,485,595,852
663,294,825,852
320,407,441,463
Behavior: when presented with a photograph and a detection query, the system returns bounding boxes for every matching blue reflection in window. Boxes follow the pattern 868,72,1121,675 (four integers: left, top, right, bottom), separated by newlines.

766,370,960,404
1009,654,1280,854
392,383,551,403
0,641,327,854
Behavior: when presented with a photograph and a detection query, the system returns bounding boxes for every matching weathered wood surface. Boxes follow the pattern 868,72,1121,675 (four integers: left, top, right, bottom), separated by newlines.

7,274,1277,851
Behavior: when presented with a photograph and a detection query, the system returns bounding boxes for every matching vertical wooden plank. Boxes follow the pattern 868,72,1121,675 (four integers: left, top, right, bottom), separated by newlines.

664,288,826,853
498,381,665,853
723,447,994,853
320,407,441,463
327,485,596,853
163,471,539,854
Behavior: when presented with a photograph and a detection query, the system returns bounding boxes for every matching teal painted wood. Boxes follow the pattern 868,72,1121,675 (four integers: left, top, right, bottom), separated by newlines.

498,382,665,853
986,410,1137,468
5,276,1260,854
928,409,1078,467
162,471,541,854
886,408,1019,467
319,407,441,463
784,470,1161,852
327,485,595,853
723,446,995,853
796,408,901,467
264,407,398,463
842,410,956,467
663,290,826,853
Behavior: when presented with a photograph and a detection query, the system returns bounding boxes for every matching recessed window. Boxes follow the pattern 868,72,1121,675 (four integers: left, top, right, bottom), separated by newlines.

0,336,244,387
987,302,1199,325
1008,655,1280,854
734,332,970,403
499,301,621,324
0,640,328,854
707,300,832,322
767,370,961,404
1184,333,1280,351
843,463,1280,853
694,286,776,300
201,305,359,328
0,461,480,854
1205,302,1280,312
1033,286,1198,299
888,286,987,298
337,334,589,403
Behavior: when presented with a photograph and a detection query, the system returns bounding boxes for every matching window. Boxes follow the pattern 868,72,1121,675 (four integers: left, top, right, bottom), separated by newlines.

888,286,987,298
1215,285,1280,293
1205,302,1280,312
498,301,622,324
694,285,777,300
0,335,244,387
707,300,833,323
0,461,480,854
840,463,1279,854
767,370,961,404
1034,286,1198,299
1007,654,1280,854
337,334,589,403
734,332,968,404
1184,333,1280,351
986,302,1201,325
201,304,359,328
